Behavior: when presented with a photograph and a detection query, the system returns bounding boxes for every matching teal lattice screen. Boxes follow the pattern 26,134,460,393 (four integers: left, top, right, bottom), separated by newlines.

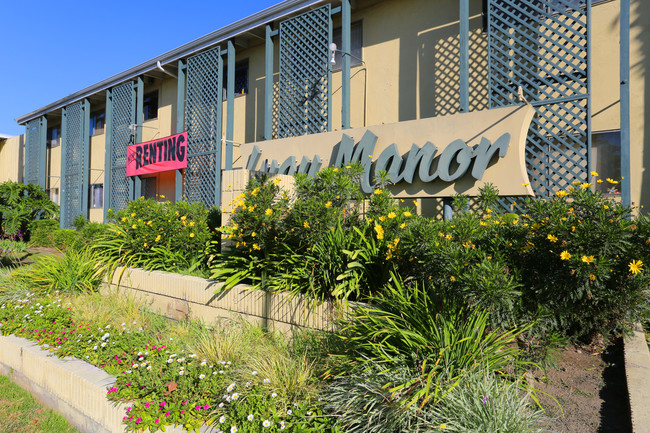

61,102,84,228
108,82,135,211
488,0,590,197
24,118,42,186
278,5,332,138
184,47,223,208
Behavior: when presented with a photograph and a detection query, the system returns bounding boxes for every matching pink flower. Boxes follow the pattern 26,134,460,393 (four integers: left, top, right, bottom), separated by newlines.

164,411,170,417
122,416,127,421
145,402,151,408
195,405,201,410
160,401,167,407
136,417,142,424
180,410,185,415
182,400,188,405
126,407,132,413
203,404,210,410
155,418,159,424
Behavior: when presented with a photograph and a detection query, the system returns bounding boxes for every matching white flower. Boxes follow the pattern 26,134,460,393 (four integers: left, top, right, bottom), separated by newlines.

247,414,254,421
146,365,152,371
263,378,270,384
93,346,98,350
138,356,144,361
105,324,111,329
231,393,239,400
263,420,271,427
219,370,225,374
201,361,207,366
227,383,236,392
287,410,292,415
179,370,185,376
199,374,205,379
271,393,277,398
231,427,238,433
307,411,312,416
132,364,138,368
101,342,107,347
252,370,258,376
126,370,132,374
219,416,226,424
219,402,225,408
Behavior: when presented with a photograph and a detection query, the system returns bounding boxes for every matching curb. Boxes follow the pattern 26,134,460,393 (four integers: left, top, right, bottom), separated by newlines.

624,323,650,433
0,335,212,433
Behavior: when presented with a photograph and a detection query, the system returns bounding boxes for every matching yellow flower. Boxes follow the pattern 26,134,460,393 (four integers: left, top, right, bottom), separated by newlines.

190,233,195,238
273,178,281,185
265,208,273,216
581,255,595,264
522,182,530,186
450,276,455,282
606,178,619,184
131,213,136,217
589,274,596,281
629,260,643,275
445,234,453,240
439,424,446,429
160,194,165,199
400,223,407,229
556,190,569,198
333,168,339,172
143,242,148,247
248,206,255,212
374,189,382,195
572,181,582,186
580,182,592,189
379,216,386,222
121,217,127,222
189,221,195,226
547,234,558,243
590,171,599,177
303,221,310,229
388,212,396,219
597,179,603,183
560,251,571,260
132,224,137,229
374,224,384,240
403,211,412,218
253,243,260,250
155,235,161,242
181,215,187,221
325,201,332,208
251,232,257,237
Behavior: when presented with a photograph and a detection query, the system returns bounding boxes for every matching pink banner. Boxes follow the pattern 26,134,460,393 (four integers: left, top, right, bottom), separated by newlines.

126,131,188,177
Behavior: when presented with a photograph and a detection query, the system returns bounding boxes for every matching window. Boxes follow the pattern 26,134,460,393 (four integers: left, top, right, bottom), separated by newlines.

90,184,103,208
46,126,61,148
223,60,249,98
143,91,159,120
89,111,105,136
46,188,59,205
331,21,363,71
141,177,157,199
592,130,621,195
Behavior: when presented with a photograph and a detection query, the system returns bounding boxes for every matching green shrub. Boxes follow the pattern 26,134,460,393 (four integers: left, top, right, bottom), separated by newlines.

95,198,217,274
0,181,58,238
30,219,81,250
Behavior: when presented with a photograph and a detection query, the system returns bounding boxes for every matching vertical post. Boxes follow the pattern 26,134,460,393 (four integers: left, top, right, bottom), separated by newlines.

443,197,453,221
620,0,631,207
459,0,470,113
60,108,68,228
81,99,91,219
265,24,274,141
226,39,235,170
327,11,333,132
134,76,144,199
38,116,47,189
216,53,224,209
176,60,186,202
104,89,113,222
341,0,351,129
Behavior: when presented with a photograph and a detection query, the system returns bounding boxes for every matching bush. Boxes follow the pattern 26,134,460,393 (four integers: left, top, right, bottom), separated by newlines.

95,198,218,275
29,219,80,250
0,181,58,238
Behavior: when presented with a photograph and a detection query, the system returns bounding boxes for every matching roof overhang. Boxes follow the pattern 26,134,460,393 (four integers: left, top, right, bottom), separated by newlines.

15,0,332,125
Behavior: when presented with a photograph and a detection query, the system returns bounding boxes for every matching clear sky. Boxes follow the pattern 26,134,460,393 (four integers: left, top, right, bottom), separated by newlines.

0,0,280,136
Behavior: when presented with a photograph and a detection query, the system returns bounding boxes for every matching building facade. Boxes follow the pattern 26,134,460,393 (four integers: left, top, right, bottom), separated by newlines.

2,0,647,226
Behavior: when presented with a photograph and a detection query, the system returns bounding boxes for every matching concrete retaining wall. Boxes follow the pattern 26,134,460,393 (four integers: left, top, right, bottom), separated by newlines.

624,324,650,433
103,267,342,332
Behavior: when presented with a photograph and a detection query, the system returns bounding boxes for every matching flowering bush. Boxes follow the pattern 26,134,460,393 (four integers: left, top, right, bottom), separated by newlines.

96,198,219,274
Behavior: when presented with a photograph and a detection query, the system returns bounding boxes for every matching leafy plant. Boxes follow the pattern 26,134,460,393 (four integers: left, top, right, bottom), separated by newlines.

0,181,58,238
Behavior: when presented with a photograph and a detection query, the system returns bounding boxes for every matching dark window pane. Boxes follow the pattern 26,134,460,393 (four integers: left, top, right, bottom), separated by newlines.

592,131,621,195
144,91,159,120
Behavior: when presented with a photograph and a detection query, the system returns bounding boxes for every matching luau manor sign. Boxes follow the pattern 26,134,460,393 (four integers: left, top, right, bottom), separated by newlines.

239,105,536,197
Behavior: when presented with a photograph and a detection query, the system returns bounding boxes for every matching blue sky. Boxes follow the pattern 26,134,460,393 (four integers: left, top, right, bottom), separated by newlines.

0,0,279,136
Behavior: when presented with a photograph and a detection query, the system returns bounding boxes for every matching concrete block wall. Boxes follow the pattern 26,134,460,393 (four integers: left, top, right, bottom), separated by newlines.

104,267,343,333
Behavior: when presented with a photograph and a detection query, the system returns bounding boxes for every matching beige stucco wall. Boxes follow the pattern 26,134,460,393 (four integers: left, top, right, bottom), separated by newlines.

0,135,24,183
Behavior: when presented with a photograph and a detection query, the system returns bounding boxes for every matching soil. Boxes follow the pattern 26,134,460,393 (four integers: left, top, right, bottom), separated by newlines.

532,338,632,433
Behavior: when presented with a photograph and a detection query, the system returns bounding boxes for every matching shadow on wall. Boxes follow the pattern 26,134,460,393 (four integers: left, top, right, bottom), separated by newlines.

634,0,649,212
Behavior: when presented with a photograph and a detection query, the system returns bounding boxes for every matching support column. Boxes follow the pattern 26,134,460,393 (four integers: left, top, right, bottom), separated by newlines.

104,89,113,221
38,116,47,189
176,60,186,202
265,24,275,141
134,76,144,200
459,0,470,113
60,108,68,229
81,99,91,218
620,0,631,207
341,0,351,129
226,40,235,170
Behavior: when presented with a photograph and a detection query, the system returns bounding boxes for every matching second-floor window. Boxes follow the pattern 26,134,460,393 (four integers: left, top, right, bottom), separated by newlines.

331,21,363,71
89,111,105,136
46,126,60,148
223,60,249,98
144,91,159,120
